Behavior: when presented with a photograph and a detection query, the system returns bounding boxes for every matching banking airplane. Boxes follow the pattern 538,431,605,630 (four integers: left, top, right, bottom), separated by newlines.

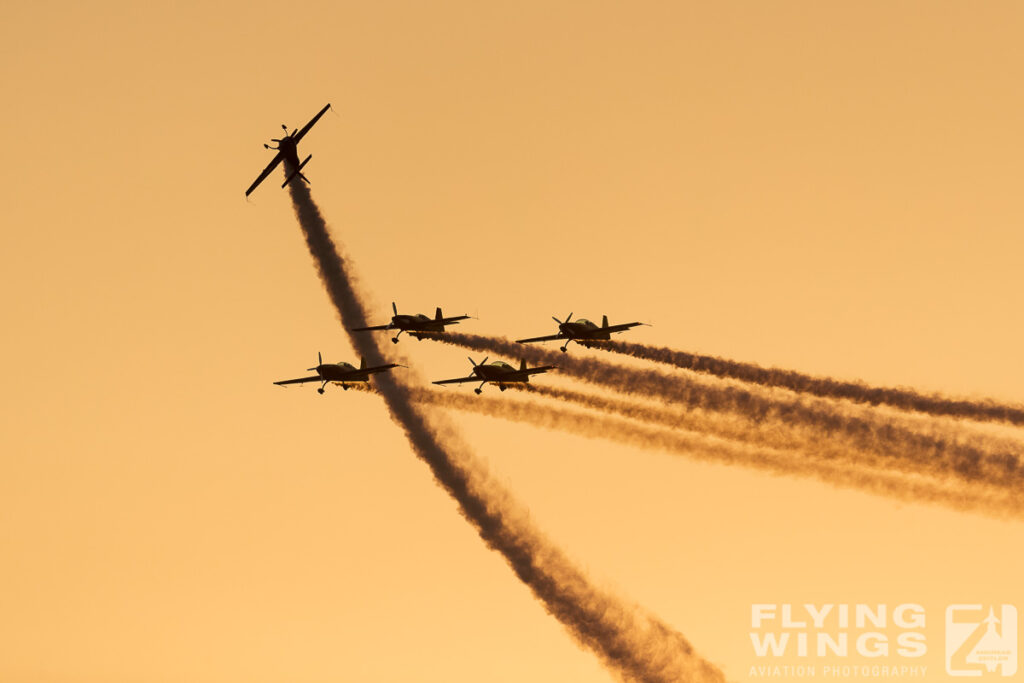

350,302,471,344
245,103,332,196
516,313,644,352
433,357,556,394
274,352,400,394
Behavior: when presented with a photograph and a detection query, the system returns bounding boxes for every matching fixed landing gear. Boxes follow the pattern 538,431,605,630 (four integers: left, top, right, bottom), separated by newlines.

317,387,325,395
559,345,568,353
499,384,508,392
474,388,483,395
391,337,400,344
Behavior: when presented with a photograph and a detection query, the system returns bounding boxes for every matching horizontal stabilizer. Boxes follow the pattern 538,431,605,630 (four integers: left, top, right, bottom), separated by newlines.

282,155,312,188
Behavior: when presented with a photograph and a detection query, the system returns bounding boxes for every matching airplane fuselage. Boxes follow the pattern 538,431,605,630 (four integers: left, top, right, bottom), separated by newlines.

559,320,610,341
473,365,528,383
393,314,450,332
317,363,370,383
278,136,301,169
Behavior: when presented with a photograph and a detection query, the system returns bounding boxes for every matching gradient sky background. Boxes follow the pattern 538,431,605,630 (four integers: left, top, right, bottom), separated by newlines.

3,1,1023,681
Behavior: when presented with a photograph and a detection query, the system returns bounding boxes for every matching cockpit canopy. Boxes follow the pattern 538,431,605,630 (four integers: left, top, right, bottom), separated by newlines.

491,361,513,369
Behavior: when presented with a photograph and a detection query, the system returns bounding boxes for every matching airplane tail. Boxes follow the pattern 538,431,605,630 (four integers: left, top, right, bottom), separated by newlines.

360,356,366,370
520,358,527,372
282,154,313,188
602,315,609,329
436,307,444,321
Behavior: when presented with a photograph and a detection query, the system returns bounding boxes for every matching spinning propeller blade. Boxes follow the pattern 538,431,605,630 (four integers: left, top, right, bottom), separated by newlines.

552,312,573,325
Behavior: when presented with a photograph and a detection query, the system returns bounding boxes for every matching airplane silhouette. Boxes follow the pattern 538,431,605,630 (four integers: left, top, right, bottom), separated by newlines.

246,103,331,196
433,357,556,394
274,352,400,394
517,313,643,352
350,302,470,344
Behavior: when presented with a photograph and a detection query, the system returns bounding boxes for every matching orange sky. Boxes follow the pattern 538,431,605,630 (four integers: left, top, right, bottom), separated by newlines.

2,1,1023,681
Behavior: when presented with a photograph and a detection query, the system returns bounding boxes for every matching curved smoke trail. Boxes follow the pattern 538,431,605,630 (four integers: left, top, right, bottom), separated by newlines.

415,333,1024,491
591,340,1024,426
286,180,726,683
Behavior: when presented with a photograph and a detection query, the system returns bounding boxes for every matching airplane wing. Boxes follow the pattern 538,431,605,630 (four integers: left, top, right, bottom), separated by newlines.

293,104,332,144
246,153,284,196
432,376,478,386
603,322,643,334
515,333,567,344
349,324,392,332
364,363,401,375
274,375,321,386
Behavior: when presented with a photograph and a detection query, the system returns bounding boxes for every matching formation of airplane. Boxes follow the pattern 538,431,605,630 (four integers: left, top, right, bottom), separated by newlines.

350,302,470,344
271,308,646,395
274,352,400,394
433,357,557,394
247,107,650,395
516,313,643,352
246,103,332,197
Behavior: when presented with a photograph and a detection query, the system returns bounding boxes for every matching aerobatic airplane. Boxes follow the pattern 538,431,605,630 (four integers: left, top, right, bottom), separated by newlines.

516,313,644,352
433,357,556,394
350,302,471,343
245,103,332,196
274,352,400,394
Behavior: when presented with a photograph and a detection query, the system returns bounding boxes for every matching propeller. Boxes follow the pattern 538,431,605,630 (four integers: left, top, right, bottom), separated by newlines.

392,301,398,315
552,312,573,326
308,351,323,371
468,356,489,367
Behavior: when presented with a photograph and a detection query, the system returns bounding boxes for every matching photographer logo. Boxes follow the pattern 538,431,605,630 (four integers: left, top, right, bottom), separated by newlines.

945,605,1017,677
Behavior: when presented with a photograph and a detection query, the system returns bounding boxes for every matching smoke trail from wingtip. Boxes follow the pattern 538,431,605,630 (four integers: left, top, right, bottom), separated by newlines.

592,340,1024,426
286,180,726,683
416,333,1024,492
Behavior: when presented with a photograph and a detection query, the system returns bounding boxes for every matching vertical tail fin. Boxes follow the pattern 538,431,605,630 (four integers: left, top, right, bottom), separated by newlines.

436,307,444,321
602,315,609,328
360,356,366,370
520,358,527,372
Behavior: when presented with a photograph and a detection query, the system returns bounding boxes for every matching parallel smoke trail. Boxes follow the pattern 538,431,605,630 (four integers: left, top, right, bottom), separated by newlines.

286,180,725,683
521,385,1024,486
593,340,1024,426
407,388,1024,519
417,333,1024,491
522,384,902,475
